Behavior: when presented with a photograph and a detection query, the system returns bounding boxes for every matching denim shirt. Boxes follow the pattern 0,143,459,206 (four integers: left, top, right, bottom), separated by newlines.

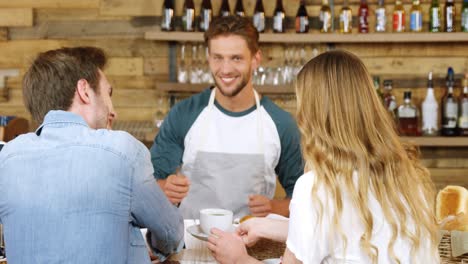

0,111,184,264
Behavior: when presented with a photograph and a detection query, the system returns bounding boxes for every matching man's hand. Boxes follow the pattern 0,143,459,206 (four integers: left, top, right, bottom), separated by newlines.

157,173,190,205
248,195,272,217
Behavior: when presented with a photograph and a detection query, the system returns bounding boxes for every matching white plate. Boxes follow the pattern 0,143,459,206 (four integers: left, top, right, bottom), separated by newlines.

187,224,236,241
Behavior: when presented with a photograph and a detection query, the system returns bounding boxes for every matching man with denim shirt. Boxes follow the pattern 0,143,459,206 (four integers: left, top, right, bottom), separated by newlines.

0,47,183,263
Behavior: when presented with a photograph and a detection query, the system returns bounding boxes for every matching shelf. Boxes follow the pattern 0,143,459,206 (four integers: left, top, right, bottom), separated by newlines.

145,31,468,43
156,82,294,94
402,137,468,147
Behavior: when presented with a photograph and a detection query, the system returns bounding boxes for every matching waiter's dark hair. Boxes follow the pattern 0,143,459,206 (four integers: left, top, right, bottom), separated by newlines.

23,46,107,123
204,16,259,54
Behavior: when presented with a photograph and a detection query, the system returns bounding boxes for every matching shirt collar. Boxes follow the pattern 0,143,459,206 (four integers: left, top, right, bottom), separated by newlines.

35,110,89,135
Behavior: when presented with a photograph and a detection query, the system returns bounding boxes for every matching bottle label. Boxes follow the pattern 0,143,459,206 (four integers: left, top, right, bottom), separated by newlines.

430,7,440,31
446,6,454,31
161,8,174,30
422,102,438,131
399,107,417,118
253,13,265,32
410,11,422,31
375,8,386,32
460,101,468,128
273,12,285,32
182,9,195,31
199,9,212,31
393,11,405,32
443,102,458,128
340,11,352,33
359,8,369,32
462,8,468,31
320,11,331,32
296,16,309,32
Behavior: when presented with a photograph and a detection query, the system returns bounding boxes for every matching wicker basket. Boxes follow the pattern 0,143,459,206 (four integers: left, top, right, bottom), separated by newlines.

439,232,468,263
247,238,286,260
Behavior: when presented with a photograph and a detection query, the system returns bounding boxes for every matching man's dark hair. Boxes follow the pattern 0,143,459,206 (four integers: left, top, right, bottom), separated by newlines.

204,16,259,54
23,47,107,123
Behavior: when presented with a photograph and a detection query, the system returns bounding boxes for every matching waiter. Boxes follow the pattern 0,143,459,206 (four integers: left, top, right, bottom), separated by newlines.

150,16,303,219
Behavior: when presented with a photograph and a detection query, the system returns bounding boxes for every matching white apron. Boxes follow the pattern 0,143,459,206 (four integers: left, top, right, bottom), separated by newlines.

179,89,273,219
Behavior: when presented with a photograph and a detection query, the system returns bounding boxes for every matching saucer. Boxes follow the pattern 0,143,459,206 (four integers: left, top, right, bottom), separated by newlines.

187,224,236,241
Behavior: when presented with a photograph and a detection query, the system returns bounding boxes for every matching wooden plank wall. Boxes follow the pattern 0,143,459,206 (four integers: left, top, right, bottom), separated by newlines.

0,0,466,189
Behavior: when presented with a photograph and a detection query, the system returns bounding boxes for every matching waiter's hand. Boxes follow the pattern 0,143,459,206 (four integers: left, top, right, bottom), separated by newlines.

248,195,272,217
157,173,190,205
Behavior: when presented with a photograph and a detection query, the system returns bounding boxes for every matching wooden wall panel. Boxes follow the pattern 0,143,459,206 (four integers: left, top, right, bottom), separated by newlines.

106,58,144,76
0,8,33,27
0,0,99,9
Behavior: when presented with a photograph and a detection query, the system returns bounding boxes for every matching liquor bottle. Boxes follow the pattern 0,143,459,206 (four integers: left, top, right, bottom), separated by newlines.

161,0,175,31
398,91,419,136
358,0,369,33
340,0,353,33
273,0,286,33
429,0,441,32
296,0,309,33
235,0,245,17
253,0,266,33
459,73,468,136
182,0,195,32
462,0,468,32
422,72,439,136
319,0,332,33
393,0,406,32
444,0,456,32
373,76,384,102
375,0,387,32
410,0,423,32
383,80,398,118
199,0,213,32
441,67,459,136
220,0,230,17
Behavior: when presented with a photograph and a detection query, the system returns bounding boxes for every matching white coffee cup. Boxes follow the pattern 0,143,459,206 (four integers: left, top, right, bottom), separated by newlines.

199,208,233,235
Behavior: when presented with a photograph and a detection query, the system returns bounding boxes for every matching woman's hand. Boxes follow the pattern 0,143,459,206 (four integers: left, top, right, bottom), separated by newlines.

207,228,259,264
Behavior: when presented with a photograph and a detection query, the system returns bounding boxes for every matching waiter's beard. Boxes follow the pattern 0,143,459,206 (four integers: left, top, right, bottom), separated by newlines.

213,74,250,98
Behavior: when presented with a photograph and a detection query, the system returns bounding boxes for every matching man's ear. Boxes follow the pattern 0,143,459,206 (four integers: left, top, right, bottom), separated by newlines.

76,79,91,104
252,50,262,71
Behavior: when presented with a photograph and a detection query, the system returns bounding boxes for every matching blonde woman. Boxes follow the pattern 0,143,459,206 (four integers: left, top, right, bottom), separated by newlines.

207,50,439,264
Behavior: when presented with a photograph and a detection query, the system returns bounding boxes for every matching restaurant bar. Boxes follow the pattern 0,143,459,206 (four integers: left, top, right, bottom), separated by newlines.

0,0,467,263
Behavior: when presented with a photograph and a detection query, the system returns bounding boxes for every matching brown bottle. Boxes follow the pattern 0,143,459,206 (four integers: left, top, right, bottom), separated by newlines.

444,0,456,32
199,0,213,32
296,0,309,33
235,0,245,16
253,0,266,32
273,0,286,33
220,0,230,17
182,0,195,32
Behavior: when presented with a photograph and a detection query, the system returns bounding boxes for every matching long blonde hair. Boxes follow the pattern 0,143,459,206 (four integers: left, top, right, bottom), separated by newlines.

295,50,438,263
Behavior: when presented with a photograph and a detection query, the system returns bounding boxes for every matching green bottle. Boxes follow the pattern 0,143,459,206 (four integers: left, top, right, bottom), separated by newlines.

429,0,441,32
462,0,468,32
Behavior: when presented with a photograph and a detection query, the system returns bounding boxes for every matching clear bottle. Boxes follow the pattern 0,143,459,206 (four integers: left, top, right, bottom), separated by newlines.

393,0,406,32
199,0,213,32
429,0,442,32
444,0,456,32
235,0,245,17
398,91,419,136
459,73,468,136
441,67,459,136
340,0,353,33
253,0,266,33
296,0,309,33
422,72,439,136
358,0,370,33
161,0,175,31
220,0,230,17
375,0,387,32
410,0,423,32
273,0,286,33
319,0,332,33
462,0,468,32
383,80,398,118
182,0,195,32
